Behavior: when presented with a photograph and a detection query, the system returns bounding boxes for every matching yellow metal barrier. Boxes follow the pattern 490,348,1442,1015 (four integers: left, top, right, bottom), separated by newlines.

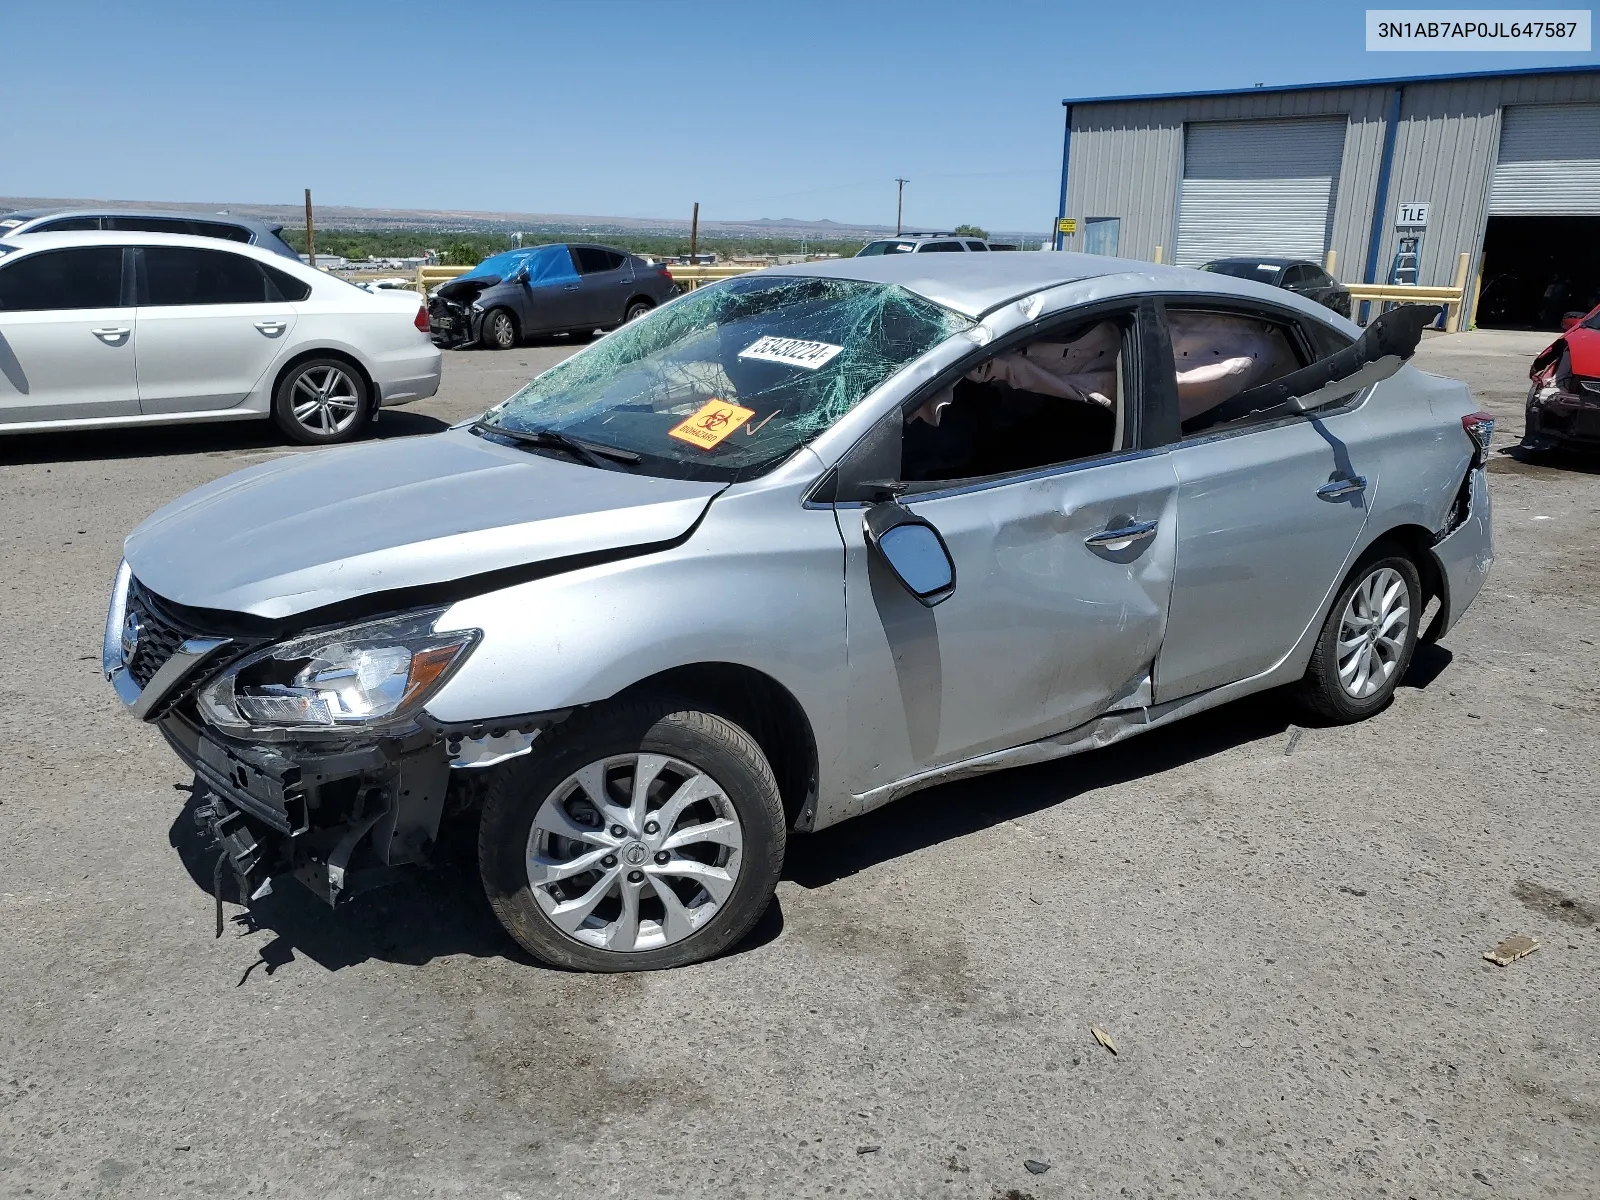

413,264,474,295
662,265,758,290
1345,252,1472,333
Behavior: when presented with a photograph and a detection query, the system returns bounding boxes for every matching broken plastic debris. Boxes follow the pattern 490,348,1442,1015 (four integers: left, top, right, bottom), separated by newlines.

1283,726,1303,756
1091,1025,1119,1055
1483,935,1539,966
856,1145,880,1155
1024,1159,1052,1175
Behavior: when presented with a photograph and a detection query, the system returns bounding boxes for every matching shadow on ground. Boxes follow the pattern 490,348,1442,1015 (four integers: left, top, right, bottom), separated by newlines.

168,787,783,975
166,656,1458,972
1491,442,1600,477
0,409,451,466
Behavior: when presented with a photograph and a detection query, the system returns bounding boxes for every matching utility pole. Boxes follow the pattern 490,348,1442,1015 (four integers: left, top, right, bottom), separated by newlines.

895,178,909,236
689,201,700,263
304,188,316,268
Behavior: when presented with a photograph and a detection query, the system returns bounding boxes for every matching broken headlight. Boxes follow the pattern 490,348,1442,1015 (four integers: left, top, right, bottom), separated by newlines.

196,610,479,737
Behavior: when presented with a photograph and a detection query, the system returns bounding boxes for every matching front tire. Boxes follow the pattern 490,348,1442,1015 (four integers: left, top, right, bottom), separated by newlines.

479,308,517,350
1293,545,1421,723
478,697,785,972
271,357,371,445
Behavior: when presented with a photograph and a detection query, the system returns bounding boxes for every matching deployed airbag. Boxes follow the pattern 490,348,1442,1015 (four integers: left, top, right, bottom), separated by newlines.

912,320,1119,426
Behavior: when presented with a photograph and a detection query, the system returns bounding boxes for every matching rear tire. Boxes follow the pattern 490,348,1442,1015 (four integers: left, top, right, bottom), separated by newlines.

1292,544,1421,724
624,299,654,323
478,696,785,972
270,357,371,445
480,308,517,350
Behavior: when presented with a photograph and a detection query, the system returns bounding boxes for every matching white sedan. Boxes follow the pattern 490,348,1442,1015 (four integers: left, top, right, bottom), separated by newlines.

0,231,441,444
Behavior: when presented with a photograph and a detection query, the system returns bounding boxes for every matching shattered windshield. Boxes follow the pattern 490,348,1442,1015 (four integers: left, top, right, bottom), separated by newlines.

478,275,972,481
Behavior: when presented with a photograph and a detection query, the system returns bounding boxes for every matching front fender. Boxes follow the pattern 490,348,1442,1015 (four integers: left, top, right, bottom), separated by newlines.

424,476,851,808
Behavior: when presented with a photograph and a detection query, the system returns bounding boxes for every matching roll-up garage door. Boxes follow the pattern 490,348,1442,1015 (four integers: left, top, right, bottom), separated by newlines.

1489,103,1600,215
1175,118,1346,267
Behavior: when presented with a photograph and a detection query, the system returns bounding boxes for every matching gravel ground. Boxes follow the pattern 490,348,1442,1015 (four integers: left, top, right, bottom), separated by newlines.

1,329,1595,1200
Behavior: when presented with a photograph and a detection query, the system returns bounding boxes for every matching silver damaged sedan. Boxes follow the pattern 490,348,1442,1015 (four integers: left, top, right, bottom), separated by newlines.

104,253,1495,971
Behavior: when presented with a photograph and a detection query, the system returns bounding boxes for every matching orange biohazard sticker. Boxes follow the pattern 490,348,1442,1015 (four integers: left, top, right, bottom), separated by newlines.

667,399,756,450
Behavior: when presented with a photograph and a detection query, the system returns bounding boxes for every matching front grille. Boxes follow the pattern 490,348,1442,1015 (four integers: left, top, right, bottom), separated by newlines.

126,580,190,687
123,579,255,714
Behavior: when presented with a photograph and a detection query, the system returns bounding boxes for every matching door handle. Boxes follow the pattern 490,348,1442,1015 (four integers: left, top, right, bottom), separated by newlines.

1085,519,1158,549
254,320,286,334
92,326,131,340
564,284,580,290
1317,475,1367,499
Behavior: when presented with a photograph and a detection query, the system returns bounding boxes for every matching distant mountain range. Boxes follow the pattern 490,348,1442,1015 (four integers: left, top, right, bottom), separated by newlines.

0,195,1047,243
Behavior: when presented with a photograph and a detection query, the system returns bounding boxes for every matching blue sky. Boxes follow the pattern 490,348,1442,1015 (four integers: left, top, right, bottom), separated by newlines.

2,0,1593,233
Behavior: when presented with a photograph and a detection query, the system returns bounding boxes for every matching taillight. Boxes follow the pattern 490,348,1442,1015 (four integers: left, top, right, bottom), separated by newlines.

1461,411,1494,466
414,305,430,333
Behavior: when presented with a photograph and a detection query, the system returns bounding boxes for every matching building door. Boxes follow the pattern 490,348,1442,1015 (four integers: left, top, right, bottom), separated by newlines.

1479,103,1600,330
1083,217,1121,256
1174,117,1346,267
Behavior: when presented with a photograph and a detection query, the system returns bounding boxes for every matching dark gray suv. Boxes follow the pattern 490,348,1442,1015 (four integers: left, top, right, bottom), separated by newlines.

0,208,299,260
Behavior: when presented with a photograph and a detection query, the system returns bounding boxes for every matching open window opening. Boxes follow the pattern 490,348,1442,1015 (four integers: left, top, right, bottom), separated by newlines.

901,315,1128,483
1167,309,1307,436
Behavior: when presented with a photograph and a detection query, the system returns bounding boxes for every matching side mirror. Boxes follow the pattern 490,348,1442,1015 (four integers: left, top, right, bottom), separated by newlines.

1561,311,1584,332
863,503,956,607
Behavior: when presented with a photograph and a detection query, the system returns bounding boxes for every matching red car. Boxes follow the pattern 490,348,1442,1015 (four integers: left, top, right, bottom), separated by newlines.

1526,305,1600,452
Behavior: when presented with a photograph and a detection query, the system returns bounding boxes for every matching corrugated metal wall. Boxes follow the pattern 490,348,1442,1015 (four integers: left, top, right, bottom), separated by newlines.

1066,87,1389,273
1064,70,1600,292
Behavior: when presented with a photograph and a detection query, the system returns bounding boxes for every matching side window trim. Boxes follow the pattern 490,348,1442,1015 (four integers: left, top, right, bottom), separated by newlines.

830,297,1173,502
1154,293,1365,443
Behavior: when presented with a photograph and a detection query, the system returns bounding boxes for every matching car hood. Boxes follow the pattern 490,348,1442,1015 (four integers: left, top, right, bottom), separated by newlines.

124,429,723,619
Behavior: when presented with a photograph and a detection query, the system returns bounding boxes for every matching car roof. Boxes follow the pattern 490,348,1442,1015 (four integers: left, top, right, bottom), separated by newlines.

1205,256,1308,267
2,208,278,232
0,229,299,261
766,251,1175,317
766,250,1359,329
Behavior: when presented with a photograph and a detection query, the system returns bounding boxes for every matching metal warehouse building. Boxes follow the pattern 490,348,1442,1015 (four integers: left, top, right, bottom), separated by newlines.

1052,65,1600,330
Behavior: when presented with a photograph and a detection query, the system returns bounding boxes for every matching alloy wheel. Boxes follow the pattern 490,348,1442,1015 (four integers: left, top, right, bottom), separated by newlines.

289,365,361,436
525,753,745,953
1337,565,1410,699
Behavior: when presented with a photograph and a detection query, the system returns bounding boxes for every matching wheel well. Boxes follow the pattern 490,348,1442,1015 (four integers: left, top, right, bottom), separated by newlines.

1363,523,1444,621
270,348,376,412
618,663,818,830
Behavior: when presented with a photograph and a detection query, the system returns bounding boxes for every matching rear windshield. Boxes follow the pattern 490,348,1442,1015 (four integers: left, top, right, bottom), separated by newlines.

1202,261,1283,281
479,275,972,482
857,240,917,256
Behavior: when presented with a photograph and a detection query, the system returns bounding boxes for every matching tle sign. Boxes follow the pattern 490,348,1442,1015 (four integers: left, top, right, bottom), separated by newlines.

668,398,756,449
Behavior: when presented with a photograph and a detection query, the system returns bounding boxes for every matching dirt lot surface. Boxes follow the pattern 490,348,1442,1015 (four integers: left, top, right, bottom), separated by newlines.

1,330,1596,1199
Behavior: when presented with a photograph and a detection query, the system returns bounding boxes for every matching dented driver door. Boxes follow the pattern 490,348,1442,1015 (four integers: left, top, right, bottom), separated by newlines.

837,450,1180,799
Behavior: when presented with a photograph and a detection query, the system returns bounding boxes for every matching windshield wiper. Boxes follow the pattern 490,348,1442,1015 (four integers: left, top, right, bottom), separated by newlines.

472,421,641,467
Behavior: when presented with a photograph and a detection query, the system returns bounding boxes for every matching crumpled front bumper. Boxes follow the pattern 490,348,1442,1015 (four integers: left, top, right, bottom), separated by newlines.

159,708,452,907
427,298,478,348
1525,380,1600,450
